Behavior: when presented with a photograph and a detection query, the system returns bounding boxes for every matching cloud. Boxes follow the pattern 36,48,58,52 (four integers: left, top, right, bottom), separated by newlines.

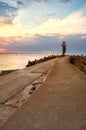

0,0,49,26
0,0,59,25
0,1,17,18
0,3,86,37
0,1,18,25
0,0,25,8
17,1,24,5
0,23,33,37
60,0,71,4
0,48,7,53
1,0,48,7
0,7,86,36
29,7,86,36
0,34,86,54
0,0,25,25
0,35,59,53
0,17,14,26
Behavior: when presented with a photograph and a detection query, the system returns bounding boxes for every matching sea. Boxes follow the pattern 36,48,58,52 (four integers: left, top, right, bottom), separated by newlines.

0,53,51,71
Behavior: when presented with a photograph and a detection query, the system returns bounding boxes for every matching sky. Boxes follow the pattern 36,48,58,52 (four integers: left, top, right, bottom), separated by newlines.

0,0,86,54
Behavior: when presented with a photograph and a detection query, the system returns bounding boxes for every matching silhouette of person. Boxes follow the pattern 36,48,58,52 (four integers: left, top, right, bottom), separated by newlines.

61,41,66,56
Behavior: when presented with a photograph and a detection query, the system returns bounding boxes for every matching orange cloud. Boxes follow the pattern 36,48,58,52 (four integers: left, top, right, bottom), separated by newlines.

0,48,7,53
0,17,13,26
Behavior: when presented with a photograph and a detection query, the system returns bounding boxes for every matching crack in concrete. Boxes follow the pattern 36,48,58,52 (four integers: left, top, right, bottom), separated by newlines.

1,74,43,105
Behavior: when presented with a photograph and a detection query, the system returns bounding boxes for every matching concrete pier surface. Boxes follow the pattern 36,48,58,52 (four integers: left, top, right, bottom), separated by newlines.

0,58,56,127
0,56,86,130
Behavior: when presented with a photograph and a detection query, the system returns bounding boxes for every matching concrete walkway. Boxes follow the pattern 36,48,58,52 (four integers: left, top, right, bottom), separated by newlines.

0,58,56,127
1,57,86,130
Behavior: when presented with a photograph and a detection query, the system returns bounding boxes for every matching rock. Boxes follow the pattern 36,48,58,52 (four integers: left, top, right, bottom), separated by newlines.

30,86,36,91
83,60,86,65
70,55,86,74
29,91,33,95
79,65,84,71
26,55,58,67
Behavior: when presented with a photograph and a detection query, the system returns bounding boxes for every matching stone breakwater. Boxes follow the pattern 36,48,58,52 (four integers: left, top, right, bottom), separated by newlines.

70,55,86,73
26,55,58,67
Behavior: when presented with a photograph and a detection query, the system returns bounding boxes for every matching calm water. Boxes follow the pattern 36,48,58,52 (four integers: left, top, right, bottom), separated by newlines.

0,53,50,71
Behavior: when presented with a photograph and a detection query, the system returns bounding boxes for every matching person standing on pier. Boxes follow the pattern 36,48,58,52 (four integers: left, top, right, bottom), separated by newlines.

61,41,66,56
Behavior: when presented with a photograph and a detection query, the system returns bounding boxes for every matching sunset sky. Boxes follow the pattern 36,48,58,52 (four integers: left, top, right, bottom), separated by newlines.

0,0,86,54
